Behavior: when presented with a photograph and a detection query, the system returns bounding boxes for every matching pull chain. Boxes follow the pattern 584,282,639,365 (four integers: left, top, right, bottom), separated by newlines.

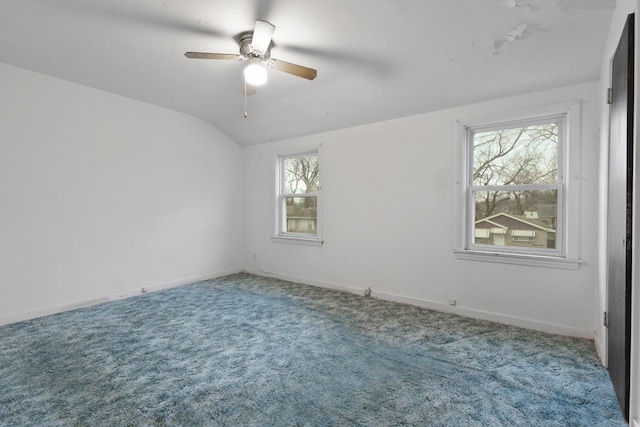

243,78,248,118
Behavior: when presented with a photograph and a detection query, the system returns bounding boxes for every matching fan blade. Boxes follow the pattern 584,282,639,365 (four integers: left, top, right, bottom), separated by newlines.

252,20,275,52
270,58,317,80
184,52,240,60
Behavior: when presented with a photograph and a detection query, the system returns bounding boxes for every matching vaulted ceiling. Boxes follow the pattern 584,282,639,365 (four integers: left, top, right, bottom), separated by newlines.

0,0,615,145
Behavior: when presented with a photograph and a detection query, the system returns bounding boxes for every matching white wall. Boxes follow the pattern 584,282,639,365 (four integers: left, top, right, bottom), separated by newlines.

0,62,243,325
243,82,600,339
596,0,640,422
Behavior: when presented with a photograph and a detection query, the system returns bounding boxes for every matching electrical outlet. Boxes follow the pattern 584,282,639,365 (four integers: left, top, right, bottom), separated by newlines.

448,299,457,306
364,287,371,297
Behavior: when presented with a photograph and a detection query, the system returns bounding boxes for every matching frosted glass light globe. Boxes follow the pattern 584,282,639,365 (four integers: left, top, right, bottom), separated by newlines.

244,63,267,86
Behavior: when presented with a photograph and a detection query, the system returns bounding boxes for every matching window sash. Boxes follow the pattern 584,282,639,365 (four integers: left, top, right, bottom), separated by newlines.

467,186,564,256
279,195,317,231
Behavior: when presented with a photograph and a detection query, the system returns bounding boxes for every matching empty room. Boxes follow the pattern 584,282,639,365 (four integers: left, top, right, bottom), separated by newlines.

1,0,639,425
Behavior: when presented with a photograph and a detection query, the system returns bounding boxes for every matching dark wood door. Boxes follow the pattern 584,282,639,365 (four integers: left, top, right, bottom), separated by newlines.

607,13,634,422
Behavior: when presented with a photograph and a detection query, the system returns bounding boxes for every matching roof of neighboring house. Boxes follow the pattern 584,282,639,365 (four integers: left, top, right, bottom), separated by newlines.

476,212,555,233
475,219,507,230
524,204,557,218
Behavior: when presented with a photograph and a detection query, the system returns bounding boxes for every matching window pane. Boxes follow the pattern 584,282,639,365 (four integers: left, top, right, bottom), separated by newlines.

473,190,557,249
285,197,317,234
283,155,319,194
473,122,558,186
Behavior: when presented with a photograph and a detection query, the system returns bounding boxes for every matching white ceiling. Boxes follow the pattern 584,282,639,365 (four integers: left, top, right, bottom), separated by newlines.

0,0,615,146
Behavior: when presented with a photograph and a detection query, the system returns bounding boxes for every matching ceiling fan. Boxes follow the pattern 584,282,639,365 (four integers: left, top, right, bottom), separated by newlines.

185,20,317,87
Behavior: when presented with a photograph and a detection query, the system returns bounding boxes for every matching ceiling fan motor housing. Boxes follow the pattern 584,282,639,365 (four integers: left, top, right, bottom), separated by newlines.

238,32,270,61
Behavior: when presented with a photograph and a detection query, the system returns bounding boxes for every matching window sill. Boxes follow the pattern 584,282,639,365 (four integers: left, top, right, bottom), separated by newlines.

271,236,324,247
453,249,582,270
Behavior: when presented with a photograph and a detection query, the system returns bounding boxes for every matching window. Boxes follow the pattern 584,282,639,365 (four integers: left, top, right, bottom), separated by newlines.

467,116,562,256
272,150,322,246
455,102,582,268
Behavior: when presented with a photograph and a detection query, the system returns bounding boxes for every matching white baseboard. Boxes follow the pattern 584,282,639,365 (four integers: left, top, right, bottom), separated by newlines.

5,268,594,340
243,268,593,339
374,289,593,338
0,269,241,327
593,330,607,367
243,268,367,296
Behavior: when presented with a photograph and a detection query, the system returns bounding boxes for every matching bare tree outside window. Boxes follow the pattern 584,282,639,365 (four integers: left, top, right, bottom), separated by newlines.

284,155,319,194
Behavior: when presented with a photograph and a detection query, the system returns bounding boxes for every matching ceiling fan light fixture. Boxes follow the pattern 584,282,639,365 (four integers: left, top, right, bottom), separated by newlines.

244,62,268,86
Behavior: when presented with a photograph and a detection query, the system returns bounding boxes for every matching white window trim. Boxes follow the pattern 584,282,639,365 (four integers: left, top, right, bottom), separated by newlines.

454,101,583,269
271,147,323,246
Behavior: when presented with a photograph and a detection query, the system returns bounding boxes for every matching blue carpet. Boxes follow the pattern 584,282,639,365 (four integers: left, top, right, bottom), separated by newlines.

0,273,626,426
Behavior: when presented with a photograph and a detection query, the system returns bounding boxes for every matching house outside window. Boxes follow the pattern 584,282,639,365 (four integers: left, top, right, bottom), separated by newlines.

454,101,584,269
272,150,322,246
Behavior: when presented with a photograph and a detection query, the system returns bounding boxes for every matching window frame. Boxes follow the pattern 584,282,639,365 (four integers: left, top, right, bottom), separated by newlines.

465,115,565,257
454,101,582,269
271,148,323,246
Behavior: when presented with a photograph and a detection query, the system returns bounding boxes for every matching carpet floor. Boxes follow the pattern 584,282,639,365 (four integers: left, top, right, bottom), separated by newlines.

0,273,626,426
